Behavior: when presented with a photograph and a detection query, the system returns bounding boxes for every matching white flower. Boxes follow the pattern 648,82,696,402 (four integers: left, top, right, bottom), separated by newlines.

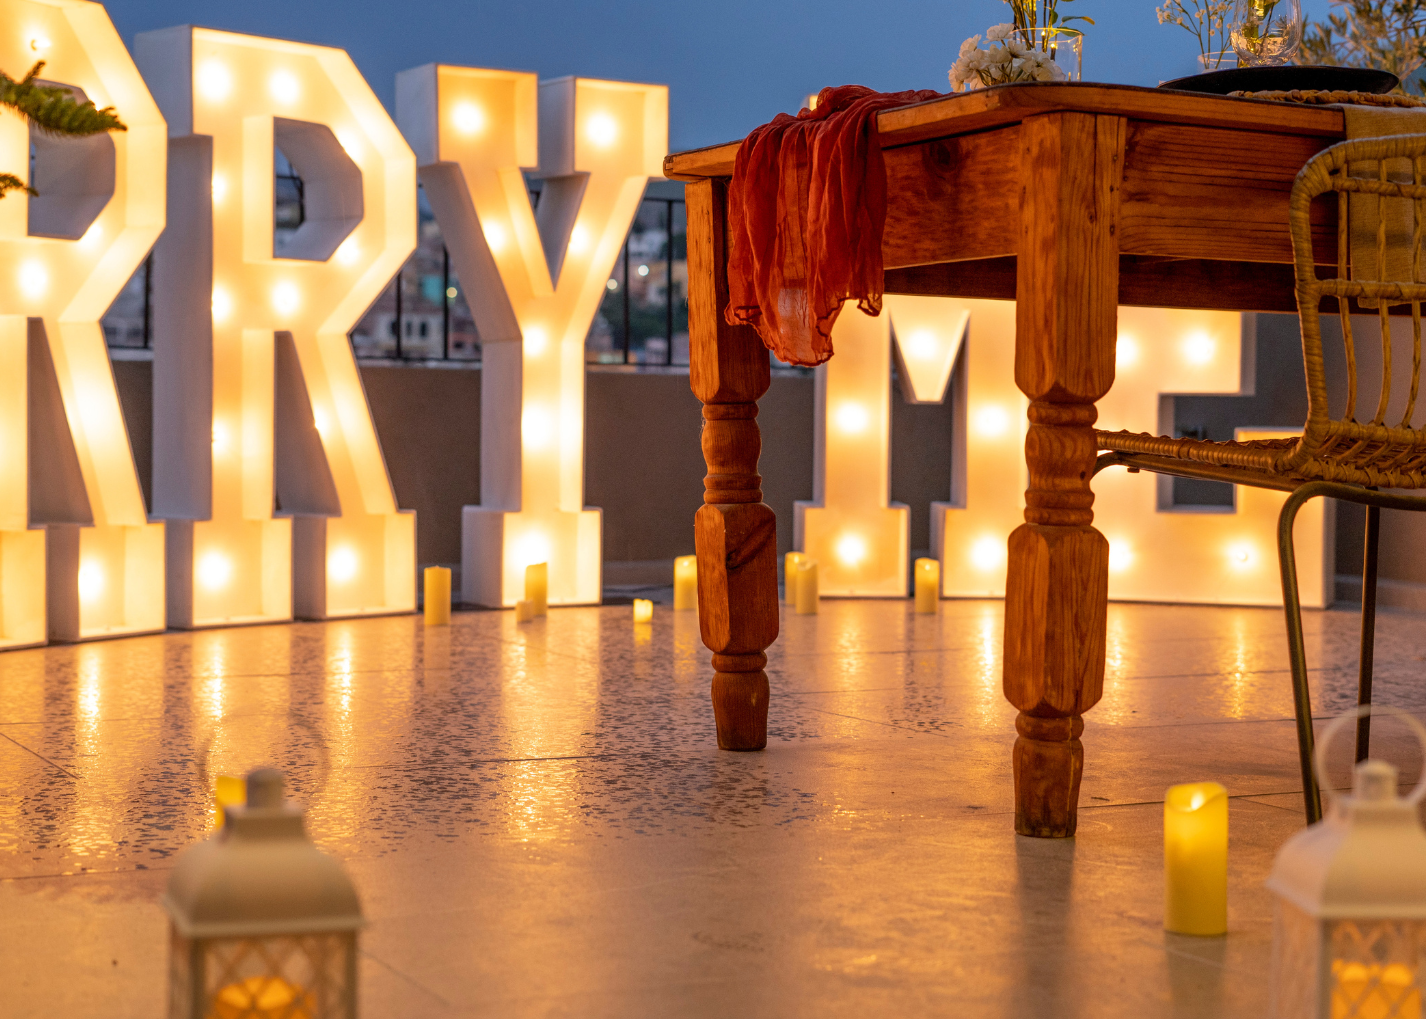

1005,37,1029,57
986,22,1016,42
959,34,982,57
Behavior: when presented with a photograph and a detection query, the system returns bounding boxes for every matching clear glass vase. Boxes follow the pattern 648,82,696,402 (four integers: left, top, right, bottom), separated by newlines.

1199,50,1238,72
1228,0,1303,67
1026,27,1082,82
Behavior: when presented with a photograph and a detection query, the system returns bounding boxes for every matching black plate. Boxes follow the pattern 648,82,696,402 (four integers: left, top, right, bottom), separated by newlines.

1159,65,1399,95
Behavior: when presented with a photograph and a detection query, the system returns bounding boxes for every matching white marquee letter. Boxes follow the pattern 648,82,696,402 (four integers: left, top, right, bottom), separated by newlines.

137,27,416,627
397,65,667,607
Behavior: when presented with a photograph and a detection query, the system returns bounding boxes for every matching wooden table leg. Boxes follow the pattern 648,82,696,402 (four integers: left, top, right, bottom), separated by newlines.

685,178,779,750
1005,112,1123,837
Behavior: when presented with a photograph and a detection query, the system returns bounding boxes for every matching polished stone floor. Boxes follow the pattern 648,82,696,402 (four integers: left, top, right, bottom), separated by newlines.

3,598,1426,1017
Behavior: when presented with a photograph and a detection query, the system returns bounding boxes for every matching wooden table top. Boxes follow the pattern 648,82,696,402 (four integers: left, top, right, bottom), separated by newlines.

664,81,1345,181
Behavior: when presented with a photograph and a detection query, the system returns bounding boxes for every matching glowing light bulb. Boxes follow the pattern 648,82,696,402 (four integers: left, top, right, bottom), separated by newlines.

483,220,506,253
198,552,233,591
328,547,358,582
568,224,589,255
836,534,867,566
1116,334,1140,369
524,327,548,356
335,130,362,159
313,409,328,436
78,223,103,250
269,70,299,104
522,407,553,449
835,402,870,434
77,561,104,602
452,102,485,135
18,261,47,299
29,36,50,52
974,405,1011,437
211,421,229,454
514,533,551,570
637,264,649,277
1182,332,1217,365
272,281,300,316
586,113,618,147
905,330,936,360
334,237,360,265
1108,540,1134,574
198,61,232,102
970,537,1003,571
211,287,233,323
1228,542,1255,569
211,173,227,206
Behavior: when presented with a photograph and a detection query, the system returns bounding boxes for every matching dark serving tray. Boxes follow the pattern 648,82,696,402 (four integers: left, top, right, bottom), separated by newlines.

1159,65,1399,95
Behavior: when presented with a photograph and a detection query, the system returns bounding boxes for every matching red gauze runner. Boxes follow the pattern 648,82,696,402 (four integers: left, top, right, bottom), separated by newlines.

725,84,944,367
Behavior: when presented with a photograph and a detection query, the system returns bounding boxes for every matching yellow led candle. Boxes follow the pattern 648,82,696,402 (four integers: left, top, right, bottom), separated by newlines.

794,559,819,615
214,976,312,1019
1164,781,1228,936
914,557,940,614
423,566,451,626
213,774,245,829
784,551,805,604
632,598,653,623
673,555,697,611
514,599,535,623
525,562,548,616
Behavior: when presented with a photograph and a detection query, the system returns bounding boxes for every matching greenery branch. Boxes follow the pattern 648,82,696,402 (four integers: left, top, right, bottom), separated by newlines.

1156,1,1235,66
0,60,126,199
1006,0,1094,47
1301,1,1426,95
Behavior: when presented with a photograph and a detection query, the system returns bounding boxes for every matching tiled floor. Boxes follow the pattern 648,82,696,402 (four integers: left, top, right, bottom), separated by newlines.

2,598,1425,1017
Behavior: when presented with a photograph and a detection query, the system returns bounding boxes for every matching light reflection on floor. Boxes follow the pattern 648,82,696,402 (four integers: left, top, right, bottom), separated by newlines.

2,598,1425,1017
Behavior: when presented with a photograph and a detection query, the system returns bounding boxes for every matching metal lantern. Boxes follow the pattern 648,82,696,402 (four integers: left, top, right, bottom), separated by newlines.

1268,708,1426,1019
164,769,362,1019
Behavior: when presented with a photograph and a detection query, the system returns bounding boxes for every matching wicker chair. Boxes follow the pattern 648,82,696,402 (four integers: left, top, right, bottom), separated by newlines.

1095,134,1426,824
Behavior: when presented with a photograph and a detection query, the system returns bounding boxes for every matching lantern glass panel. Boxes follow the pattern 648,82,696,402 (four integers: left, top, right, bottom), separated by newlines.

169,927,357,1019
1328,918,1426,1019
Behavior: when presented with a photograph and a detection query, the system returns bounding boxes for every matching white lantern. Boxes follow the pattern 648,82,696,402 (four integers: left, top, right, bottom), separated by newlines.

164,769,362,1018
1268,707,1426,1019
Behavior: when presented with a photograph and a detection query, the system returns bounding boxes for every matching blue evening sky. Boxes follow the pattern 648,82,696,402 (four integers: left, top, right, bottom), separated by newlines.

103,0,1337,154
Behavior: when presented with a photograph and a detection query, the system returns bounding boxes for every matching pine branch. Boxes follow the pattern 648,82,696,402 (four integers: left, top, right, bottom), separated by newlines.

0,61,125,137
0,172,34,198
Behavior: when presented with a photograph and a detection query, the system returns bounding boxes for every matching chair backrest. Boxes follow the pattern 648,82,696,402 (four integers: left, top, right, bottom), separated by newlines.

1287,135,1426,487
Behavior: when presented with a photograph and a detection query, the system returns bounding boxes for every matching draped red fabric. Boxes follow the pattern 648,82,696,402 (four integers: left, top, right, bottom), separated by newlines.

724,85,944,367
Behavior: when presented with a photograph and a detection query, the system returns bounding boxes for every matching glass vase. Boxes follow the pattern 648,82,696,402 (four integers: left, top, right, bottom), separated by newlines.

1228,0,1303,67
1199,50,1238,72
1026,27,1082,82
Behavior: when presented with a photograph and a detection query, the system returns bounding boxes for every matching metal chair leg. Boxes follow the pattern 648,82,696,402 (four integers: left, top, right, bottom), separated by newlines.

1356,504,1381,763
1278,485,1324,824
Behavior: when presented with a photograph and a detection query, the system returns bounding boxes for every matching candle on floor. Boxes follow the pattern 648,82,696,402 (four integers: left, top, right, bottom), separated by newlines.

784,551,805,604
213,774,245,829
1164,781,1228,935
423,566,451,626
514,599,536,623
633,598,653,623
673,555,697,611
525,562,548,616
794,558,819,615
914,557,939,614
214,975,312,1019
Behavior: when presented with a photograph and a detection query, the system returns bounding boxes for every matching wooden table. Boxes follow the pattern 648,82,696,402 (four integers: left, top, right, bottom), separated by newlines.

665,82,1345,838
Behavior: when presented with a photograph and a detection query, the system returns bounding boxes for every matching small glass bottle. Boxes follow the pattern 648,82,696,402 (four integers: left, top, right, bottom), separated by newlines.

1229,0,1304,67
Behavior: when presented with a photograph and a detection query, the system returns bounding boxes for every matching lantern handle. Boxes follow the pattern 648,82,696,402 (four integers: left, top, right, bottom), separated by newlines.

1314,704,1426,807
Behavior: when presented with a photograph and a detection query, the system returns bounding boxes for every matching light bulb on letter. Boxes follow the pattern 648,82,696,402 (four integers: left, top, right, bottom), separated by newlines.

524,327,548,356
269,70,299,104
18,261,47,298
272,282,300,316
334,237,360,265
77,562,104,602
1183,332,1217,365
211,287,233,323
211,173,227,206
211,421,229,454
836,534,867,566
586,113,618,147
328,547,358,582
970,537,1003,571
198,552,232,591
483,220,506,254
522,407,553,450
513,533,551,571
974,405,1011,437
567,224,589,256
1108,540,1134,574
835,402,869,434
197,61,232,101
905,330,936,360
452,102,485,135
1116,334,1140,369
1227,542,1255,569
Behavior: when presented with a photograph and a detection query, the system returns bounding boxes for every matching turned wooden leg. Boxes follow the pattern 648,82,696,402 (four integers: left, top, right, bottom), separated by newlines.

686,178,779,750
1005,112,1123,837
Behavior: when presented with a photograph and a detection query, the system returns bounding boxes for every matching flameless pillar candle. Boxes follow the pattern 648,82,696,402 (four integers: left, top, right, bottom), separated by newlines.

213,774,245,830
633,598,653,623
784,552,805,604
1164,781,1228,935
525,563,548,616
794,559,819,615
914,557,940,613
214,975,313,1019
673,555,697,610
423,566,451,626
514,600,536,623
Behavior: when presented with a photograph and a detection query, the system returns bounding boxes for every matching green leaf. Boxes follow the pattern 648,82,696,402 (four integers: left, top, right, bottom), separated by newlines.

0,61,125,137
0,172,34,199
